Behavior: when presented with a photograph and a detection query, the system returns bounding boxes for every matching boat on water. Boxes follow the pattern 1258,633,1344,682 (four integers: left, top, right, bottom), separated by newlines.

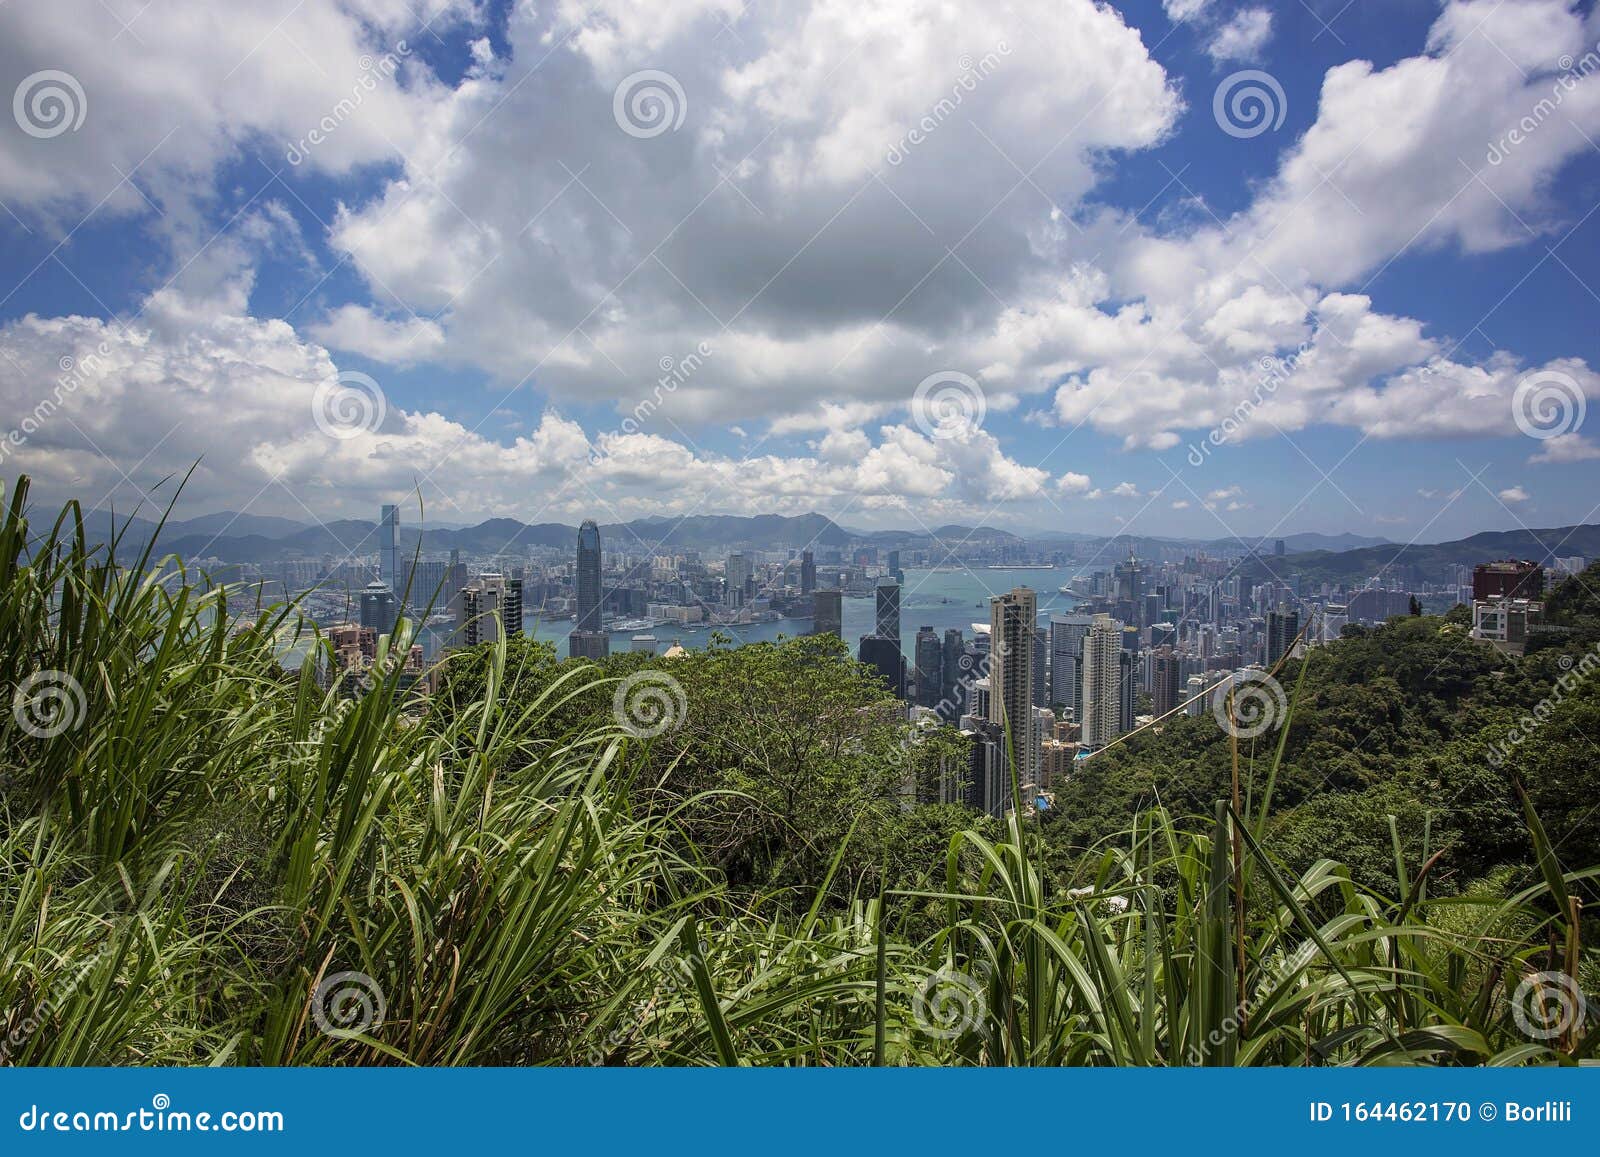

612,617,658,632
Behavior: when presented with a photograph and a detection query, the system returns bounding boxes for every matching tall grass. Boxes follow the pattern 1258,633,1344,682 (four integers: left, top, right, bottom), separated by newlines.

1,476,1593,1066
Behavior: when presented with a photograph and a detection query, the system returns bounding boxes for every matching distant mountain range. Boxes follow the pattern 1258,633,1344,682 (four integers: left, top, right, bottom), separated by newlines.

1245,525,1600,585
54,508,1590,579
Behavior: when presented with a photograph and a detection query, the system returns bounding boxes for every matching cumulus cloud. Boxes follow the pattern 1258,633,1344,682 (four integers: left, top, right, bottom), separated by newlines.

1498,485,1531,503
1206,8,1274,62
1529,433,1600,464
0,0,1596,526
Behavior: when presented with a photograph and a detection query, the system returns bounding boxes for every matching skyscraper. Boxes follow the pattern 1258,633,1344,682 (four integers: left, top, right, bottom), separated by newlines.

858,635,905,697
987,587,1038,787
1082,614,1124,749
360,579,398,636
1151,646,1182,717
914,626,942,708
379,504,400,598
813,589,842,637
452,572,524,647
800,550,816,595
570,520,608,660
1048,613,1093,720
940,628,965,721
1266,608,1299,667
875,580,901,639
726,553,751,607
887,549,904,585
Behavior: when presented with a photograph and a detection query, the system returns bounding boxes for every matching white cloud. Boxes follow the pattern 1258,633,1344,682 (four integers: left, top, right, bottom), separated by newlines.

1057,471,1093,494
1206,8,1274,62
1529,433,1600,464
1498,485,1531,503
1163,0,1213,21
1171,499,1190,509
310,306,447,365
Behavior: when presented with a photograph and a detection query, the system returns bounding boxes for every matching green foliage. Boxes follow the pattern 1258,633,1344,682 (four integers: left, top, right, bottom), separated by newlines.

2,476,1596,1067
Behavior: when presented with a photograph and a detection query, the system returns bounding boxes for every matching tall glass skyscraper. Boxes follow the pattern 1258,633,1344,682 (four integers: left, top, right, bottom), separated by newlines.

570,519,608,660
988,587,1038,785
874,580,900,639
379,504,400,597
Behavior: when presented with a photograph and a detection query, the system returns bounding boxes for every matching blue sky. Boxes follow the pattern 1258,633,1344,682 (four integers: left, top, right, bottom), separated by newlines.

1,0,1598,544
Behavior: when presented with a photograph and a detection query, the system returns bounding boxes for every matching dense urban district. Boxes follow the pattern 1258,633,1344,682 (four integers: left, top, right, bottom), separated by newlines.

3,477,1597,1065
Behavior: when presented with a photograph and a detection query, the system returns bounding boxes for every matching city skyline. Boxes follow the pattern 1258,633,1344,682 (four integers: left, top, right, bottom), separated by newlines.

1,1,1598,542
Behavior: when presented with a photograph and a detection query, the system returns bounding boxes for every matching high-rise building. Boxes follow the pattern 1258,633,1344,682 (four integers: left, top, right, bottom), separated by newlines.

800,550,816,595
858,635,904,697
379,504,400,598
359,579,398,636
1032,626,1048,709
1082,614,1124,749
451,572,523,647
571,520,608,660
887,549,904,585
1266,609,1299,667
940,628,965,721
1048,613,1093,720
726,553,751,607
1151,646,1182,717
987,587,1038,787
1273,539,1286,557
813,589,843,637
875,581,901,639
1471,559,1544,601
914,626,942,708
1118,649,1137,734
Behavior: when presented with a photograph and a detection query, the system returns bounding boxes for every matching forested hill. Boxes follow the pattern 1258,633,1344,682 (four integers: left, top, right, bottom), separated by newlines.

1046,562,1600,894
1249,525,1600,586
